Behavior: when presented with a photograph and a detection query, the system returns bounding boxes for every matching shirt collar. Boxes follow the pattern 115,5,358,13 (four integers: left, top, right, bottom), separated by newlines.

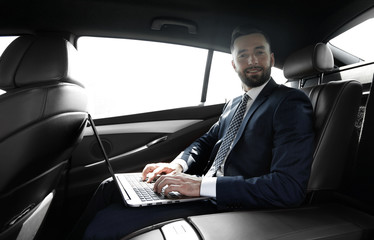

245,79,270,101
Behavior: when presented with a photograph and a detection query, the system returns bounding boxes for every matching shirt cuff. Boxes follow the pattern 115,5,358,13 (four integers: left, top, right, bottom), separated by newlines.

171,158,188,173
200,177,217,198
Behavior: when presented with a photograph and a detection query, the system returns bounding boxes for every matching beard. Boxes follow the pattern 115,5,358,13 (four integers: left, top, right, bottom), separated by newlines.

238,65,272,89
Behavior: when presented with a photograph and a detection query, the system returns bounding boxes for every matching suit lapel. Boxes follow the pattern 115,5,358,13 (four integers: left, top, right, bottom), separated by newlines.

231,79,279,147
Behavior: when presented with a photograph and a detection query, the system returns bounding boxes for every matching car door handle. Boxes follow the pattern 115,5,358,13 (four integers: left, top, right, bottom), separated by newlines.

146,136,168,147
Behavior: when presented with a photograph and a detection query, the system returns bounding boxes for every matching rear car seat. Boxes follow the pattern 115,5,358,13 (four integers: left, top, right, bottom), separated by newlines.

122,43,374,240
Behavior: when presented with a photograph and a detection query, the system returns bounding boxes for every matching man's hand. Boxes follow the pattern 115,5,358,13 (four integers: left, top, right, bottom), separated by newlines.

153,173,202,197
141,162,183,183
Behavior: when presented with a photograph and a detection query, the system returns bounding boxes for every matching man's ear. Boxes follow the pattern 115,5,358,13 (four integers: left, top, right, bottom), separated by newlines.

271,53,275,67
232,60,237,71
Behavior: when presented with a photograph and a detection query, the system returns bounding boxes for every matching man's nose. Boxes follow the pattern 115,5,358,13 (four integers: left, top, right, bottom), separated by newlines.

248,55,258,65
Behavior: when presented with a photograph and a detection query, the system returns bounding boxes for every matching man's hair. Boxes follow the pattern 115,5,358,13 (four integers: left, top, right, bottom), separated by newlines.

230,25,272,53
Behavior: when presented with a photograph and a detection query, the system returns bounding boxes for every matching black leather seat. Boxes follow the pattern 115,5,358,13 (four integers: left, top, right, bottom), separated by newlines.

0,35,88,239
284,43,363,198
123,43,374,240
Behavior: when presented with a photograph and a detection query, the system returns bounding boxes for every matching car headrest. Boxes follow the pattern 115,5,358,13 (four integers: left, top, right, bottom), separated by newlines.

0,35,84,90
283,43,334,80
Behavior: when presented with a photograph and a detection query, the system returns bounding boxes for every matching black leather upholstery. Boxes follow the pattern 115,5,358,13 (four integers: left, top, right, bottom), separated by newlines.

284,43,362,193
283,43,334,80
125,204,374,240
301,81,362,192
188,204,374,240
0,35,88,239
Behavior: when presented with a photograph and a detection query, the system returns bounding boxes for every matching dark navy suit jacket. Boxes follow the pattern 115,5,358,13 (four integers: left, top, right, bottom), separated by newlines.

180,79,315,209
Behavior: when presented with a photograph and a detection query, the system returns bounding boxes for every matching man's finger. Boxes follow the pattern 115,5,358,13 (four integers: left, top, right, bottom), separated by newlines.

147,165,178,182
147,166,165,182
154,174,202,197
154,175,178,192
163,184,180,196
141,164,156,180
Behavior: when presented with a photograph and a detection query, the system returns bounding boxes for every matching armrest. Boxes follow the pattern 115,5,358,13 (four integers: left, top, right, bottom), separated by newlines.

188,204,374,240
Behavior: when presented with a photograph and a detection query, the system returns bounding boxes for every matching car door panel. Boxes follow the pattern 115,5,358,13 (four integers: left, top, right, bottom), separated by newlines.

67,104,224,197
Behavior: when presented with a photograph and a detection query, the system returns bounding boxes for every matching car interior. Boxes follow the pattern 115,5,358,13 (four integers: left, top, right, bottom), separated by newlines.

0,0,374,239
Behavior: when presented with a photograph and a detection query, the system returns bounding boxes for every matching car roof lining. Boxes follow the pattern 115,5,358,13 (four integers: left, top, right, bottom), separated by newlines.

0,0,373,68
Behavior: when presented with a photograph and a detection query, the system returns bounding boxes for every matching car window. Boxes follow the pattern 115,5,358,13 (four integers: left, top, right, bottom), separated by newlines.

329,18,374,63
0,36,16,55
77,37,287,118
0,36,18,95
78,37,207,119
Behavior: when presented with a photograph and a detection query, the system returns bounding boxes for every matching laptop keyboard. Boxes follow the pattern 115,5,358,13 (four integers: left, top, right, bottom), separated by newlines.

126,174,164,202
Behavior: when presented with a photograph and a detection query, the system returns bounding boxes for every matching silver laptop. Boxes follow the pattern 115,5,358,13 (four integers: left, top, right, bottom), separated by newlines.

87,114,209,207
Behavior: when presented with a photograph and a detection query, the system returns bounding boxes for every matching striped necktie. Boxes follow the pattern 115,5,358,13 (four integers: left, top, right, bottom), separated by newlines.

206,93,250,176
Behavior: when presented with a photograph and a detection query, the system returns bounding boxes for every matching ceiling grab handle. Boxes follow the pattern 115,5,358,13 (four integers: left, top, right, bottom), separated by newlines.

151,18,198,34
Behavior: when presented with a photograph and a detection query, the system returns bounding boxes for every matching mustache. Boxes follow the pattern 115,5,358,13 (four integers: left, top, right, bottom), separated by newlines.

244,66,263,72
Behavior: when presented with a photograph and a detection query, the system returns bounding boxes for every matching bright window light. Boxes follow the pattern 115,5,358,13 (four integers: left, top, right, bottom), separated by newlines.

0,36,18,95
78,37,207,118
78,37,289,118
330,18,374,62
0,36,17,55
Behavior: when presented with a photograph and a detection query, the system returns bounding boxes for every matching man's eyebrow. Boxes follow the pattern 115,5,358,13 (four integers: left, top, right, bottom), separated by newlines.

237,49,248,55
255,46,266,50
237,46,266,55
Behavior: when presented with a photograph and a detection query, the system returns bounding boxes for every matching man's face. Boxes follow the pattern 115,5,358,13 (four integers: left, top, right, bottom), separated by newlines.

231,33,274,91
